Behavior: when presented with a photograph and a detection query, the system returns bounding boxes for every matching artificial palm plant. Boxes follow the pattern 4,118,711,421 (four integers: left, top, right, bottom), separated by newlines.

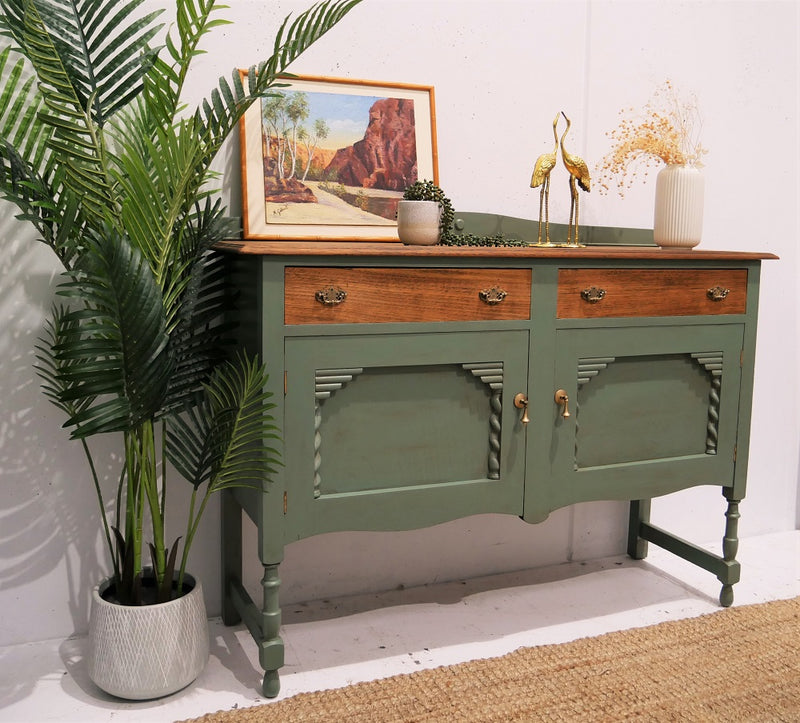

0,0,361,605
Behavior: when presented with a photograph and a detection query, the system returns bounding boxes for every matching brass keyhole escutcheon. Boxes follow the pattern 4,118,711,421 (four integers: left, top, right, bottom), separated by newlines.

514,393,530,425
554,389,570,418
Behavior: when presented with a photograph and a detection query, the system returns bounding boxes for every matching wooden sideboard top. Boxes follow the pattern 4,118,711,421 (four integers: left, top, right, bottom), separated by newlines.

217,239,778,262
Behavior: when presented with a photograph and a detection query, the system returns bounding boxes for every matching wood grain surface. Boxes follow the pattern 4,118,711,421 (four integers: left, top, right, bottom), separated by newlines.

557,268,748,318
285,267,532,324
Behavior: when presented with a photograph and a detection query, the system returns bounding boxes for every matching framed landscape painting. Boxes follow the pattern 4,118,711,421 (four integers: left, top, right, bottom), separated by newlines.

239,75,438,241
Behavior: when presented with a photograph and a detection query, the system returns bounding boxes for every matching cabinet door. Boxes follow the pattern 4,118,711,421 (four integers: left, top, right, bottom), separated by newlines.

283,330,528,539
534,324,744,516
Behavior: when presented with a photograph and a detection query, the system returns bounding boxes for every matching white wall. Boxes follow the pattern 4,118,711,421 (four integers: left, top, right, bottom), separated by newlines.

1,0,797,647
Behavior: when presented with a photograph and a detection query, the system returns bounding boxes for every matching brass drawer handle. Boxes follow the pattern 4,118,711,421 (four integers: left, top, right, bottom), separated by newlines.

479,286,508,305
580,286,606,303
315,286,347,306
707,286,730,302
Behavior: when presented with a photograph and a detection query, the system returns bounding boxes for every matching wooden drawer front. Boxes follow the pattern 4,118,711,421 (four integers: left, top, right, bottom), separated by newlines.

285,267,532,324
557,268,747,318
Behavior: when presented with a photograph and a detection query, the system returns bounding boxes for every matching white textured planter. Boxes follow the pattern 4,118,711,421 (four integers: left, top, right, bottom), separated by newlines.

653,164,705,248
397,200,441,245
87,572,209,700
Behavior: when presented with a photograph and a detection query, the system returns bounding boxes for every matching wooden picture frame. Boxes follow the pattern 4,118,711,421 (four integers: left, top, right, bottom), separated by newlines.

239,75,437,241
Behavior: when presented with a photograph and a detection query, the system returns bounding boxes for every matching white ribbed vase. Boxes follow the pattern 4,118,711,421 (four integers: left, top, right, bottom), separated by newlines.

87,573,209,700
396,200,441,245
653,164,705,248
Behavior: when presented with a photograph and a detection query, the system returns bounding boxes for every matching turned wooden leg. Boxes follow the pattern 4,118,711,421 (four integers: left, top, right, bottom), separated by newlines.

260,563,284,698
263,670,280,699
719,493,741,608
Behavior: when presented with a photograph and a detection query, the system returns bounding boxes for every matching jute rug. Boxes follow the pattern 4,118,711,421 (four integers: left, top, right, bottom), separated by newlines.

181,595,800,722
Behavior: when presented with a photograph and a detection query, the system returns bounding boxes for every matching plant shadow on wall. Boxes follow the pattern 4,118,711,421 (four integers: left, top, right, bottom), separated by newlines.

0,221,119,709
0,0,362,701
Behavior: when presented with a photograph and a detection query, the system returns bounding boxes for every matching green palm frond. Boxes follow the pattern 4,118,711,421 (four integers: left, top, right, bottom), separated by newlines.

265,0,361,83
29,0,163,123
35,306,120,582
10,1,115,227
142,0,229,131
0,0,25,42
166,353,279,491
112,111,209,289
34,308,95,418
162,212,237,410
0,45,48,163
0,36,95,269
1,0,162,230
0,141,88,267
51,230,174,438
0,44,76,260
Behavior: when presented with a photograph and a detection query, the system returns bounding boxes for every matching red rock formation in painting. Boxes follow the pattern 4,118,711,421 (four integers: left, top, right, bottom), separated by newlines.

324,97,418,191
262,156,318,204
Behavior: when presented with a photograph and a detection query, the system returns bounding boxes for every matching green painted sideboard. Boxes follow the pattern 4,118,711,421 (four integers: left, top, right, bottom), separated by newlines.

218,222,775,697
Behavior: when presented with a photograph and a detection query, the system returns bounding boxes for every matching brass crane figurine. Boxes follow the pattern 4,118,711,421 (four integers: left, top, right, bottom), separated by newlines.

530,114,560,246
559,111,591,247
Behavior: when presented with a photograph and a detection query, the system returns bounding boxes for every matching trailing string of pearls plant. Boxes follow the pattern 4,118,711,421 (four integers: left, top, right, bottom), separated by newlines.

441,232,528,247
403,180,528,247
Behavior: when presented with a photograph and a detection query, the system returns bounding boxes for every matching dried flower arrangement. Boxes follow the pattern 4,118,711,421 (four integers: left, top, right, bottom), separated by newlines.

597,80,707,196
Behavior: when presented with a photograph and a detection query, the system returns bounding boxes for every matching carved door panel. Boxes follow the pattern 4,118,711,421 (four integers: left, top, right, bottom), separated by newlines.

538,324,744,515
283,330,529,539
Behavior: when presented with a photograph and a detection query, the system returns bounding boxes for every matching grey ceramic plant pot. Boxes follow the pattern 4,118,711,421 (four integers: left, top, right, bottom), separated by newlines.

87,571,209,700
397,200,441,245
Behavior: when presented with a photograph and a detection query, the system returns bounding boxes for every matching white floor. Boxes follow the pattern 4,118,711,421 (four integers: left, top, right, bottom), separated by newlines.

1,530,798,723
